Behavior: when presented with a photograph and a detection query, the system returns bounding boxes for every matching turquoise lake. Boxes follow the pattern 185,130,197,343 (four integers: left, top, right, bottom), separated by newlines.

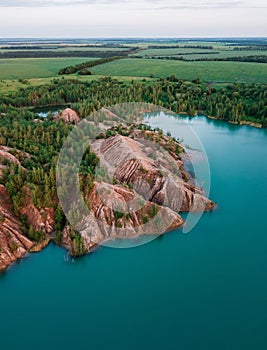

1,115,267,350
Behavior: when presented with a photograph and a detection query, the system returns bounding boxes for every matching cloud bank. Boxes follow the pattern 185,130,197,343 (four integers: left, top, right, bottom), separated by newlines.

0,0,265,8
0,0,266,37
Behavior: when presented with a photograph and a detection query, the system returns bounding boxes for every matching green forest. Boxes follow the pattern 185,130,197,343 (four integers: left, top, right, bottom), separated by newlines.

1,76,266,124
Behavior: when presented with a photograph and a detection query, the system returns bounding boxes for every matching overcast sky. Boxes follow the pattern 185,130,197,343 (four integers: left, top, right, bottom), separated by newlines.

0,0,266,38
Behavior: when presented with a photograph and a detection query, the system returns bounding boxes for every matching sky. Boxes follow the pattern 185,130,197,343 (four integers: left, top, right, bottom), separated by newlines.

0,0,266,38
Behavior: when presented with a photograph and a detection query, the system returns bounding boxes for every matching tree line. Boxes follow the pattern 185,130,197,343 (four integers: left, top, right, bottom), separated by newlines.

147,45,214,49
58,57,123,75
0,48,137,59
186,55,267,64
138,55,267,63
233,46,267,51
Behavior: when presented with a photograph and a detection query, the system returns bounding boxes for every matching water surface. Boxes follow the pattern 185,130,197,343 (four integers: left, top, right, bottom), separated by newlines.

1,115,267,350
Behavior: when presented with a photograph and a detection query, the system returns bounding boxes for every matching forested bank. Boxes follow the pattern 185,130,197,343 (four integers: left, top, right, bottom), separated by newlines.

1,76,266,126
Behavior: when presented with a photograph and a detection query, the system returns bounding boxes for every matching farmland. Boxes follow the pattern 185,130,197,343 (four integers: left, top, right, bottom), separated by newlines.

90,58,267,83
133,48,267,60
0,46,129,53
0,38,266,84
0,57,98,79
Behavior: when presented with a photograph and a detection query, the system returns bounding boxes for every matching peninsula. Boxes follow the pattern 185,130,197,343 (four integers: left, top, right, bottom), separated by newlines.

0,109,214,270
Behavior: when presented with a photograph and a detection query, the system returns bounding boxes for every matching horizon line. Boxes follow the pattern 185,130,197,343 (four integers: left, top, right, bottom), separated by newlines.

0,36,266,40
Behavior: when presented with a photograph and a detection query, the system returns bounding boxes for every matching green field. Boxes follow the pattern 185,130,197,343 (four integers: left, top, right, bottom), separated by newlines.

48,46,128,52
134,48,267,60
174,50,267,60
90,58,267,83
0,56,266,84
0,58,98,80
0,47,129,53
133,48,216,57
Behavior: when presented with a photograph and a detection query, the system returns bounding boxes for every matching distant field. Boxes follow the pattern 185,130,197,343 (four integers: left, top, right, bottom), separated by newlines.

0,47,129,53
133,48,216,57
134,48,267,60
48,47,128,52
176,51,267,60
90,58,267,83
0,58,98,79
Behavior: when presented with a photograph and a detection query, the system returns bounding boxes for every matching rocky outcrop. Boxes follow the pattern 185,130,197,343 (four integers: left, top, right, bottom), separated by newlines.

0,124,215,266
0,146,22,167
0,185,34,271
0,185,55,270
29,238,50,253
91,133,214,214
20,201,55,235
89,182,181,248
62,130,214,254
0,150,55,270
239,121,262,128
0,146,29,177
62,181,183,253
54,108,80,125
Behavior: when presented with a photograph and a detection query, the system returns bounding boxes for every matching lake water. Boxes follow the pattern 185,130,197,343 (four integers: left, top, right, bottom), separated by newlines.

1,115,267,350
32,105,68,118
